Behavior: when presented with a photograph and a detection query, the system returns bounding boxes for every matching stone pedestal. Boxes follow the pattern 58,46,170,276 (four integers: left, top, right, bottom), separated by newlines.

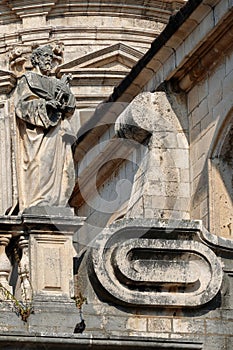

22,207,85,300
0,211,85,303
0,211,85,334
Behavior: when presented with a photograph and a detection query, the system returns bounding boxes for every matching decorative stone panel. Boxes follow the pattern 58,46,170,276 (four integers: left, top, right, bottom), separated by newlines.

30,234,73,297
23,209,85,299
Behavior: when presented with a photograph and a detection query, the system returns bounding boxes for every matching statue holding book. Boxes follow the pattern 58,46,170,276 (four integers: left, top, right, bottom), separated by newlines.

15,45,76,212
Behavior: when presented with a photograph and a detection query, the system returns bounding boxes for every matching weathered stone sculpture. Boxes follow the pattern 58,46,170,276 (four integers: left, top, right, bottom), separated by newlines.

15,45,76,212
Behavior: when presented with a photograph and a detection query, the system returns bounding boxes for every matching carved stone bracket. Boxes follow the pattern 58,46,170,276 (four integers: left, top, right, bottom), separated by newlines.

89,218,223,308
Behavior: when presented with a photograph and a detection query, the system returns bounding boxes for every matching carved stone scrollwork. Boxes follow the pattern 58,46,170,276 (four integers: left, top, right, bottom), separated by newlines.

89,219,223,308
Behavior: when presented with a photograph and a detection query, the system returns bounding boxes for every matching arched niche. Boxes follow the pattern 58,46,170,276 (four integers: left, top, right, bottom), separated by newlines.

210,113,233,238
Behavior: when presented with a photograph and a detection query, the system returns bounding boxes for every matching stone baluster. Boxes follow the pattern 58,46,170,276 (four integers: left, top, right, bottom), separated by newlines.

0,234,12,297
17,235,32,304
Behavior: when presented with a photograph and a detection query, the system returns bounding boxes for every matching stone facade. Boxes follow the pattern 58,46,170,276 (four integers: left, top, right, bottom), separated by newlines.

0,0,233,349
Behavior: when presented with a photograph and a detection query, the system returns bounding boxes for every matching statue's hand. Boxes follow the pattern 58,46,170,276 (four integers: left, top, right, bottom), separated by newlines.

56,81,70,95
55,81,70,105
46,99,62,110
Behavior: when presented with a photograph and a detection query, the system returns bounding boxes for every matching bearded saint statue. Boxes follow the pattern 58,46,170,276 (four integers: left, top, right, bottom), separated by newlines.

14,45,76,212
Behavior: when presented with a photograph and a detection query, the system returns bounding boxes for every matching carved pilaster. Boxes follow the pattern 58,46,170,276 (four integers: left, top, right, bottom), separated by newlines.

0,101,15,215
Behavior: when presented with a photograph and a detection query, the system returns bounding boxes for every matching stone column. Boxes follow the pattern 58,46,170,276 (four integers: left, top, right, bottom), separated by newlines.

0,234,12,296
17,235,32,304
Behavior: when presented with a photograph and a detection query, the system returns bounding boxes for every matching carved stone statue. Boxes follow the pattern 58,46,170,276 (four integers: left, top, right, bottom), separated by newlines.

15,45,76,212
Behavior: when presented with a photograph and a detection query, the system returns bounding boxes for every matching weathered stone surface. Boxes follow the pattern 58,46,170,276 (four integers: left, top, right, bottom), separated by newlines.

114,91,190,221
0,335,203,350
24,213,84,299
0,234,12,295
89,218,222,308
15,45,76,212
209,117,233,237
0,0,233,349
0,100,15,215
0,214,84,305
0,0,186,220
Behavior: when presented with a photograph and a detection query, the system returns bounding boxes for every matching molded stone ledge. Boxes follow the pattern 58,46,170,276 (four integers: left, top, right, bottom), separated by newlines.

22,207,85,234
201,226,233,252
0,216,23,236
89,218,223,308
0,334,203,350
0,211,85,236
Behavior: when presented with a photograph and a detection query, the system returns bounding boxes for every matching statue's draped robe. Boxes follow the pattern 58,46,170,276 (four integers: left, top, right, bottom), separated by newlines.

15,72,76,211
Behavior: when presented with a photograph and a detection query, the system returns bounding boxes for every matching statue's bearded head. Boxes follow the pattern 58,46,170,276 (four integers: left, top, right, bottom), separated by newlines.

31,45,54,75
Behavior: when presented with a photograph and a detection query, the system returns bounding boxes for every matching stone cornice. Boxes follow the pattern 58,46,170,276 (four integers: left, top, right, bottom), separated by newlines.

3,0,57,19
56,43,143,70
0,334,203,349
0,26,159,51
170,4,233,91
0,0,185,25
63,69,128,86
0,1,21,24
48,0,185,23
